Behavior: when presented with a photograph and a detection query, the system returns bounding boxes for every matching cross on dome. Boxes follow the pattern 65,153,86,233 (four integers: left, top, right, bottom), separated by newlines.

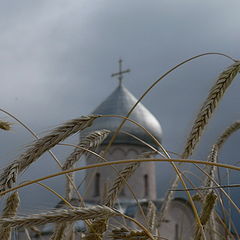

111,59,131,86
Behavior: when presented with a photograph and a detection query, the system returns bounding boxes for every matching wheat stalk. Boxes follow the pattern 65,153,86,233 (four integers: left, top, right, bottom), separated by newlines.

0,115,100,193
182,61,240,159
0,206,119,228
62,129,110,170
0,191,20,240
0,120,11,131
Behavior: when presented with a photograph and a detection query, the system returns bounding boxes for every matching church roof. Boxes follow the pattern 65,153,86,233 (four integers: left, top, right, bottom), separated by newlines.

83,83,162,147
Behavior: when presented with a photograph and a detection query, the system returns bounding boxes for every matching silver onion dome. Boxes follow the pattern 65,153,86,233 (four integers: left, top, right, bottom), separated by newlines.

82,84,162,147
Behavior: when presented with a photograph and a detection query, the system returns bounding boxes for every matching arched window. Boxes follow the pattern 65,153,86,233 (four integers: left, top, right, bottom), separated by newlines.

175,223,179,240
120,187,125,196
94,173,100,197
144,174,149,197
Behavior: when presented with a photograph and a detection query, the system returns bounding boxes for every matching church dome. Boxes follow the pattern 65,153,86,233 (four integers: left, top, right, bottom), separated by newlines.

83,83,162,147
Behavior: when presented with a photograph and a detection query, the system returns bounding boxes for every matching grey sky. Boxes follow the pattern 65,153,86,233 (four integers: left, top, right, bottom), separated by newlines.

0,0,239,229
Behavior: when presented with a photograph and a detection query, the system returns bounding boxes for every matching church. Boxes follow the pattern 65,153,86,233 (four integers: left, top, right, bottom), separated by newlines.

39,60,195,239
81,59,196,239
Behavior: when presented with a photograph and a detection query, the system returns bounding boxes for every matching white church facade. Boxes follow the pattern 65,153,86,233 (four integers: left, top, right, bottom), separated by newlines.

80,59,195,239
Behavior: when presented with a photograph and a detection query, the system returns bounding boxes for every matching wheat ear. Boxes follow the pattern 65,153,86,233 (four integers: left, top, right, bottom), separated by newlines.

0,191,20,240
50,223,66,240
182,61,240,159
146,201,156,234
110,227,149,239
64,129,110,207
200,191,217,225
104,162,140,207
203,144,218,196
62,129,110,170
83,218,107,240
0,120,11,131
28,226,41,236
0,115,100,193
202,147,218,240
216,121,240,149
204,121,240,239
50,222,74,240
83,162,140,240
194,191,217,240
65,171,75,202
0,206,118,228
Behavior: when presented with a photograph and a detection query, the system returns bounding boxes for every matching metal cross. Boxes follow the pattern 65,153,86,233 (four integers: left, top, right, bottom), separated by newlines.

111,59,130,86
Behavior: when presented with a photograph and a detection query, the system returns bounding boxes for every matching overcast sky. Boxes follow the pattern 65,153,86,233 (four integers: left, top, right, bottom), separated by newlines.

0,0,240,229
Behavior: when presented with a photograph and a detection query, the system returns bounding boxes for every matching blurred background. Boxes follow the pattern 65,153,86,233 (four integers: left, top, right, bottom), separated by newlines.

0,0,239,231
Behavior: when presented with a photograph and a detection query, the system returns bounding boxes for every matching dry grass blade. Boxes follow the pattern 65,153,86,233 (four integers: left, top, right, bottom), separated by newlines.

0,205,119,228
110,227,149,239
0,191,20,240
104,162,140,207
182,61,240,159
62,129,110,170
0,120,11,131
0,115,100,193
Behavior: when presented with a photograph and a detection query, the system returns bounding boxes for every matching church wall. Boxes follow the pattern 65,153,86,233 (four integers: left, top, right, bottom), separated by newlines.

84,144,157,202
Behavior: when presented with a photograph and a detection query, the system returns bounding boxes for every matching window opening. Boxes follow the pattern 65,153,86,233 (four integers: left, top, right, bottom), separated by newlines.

144,174,149,197
94,173,100,196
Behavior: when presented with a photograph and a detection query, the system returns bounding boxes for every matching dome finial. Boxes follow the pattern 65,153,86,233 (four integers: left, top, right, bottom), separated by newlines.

111,59,130,86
